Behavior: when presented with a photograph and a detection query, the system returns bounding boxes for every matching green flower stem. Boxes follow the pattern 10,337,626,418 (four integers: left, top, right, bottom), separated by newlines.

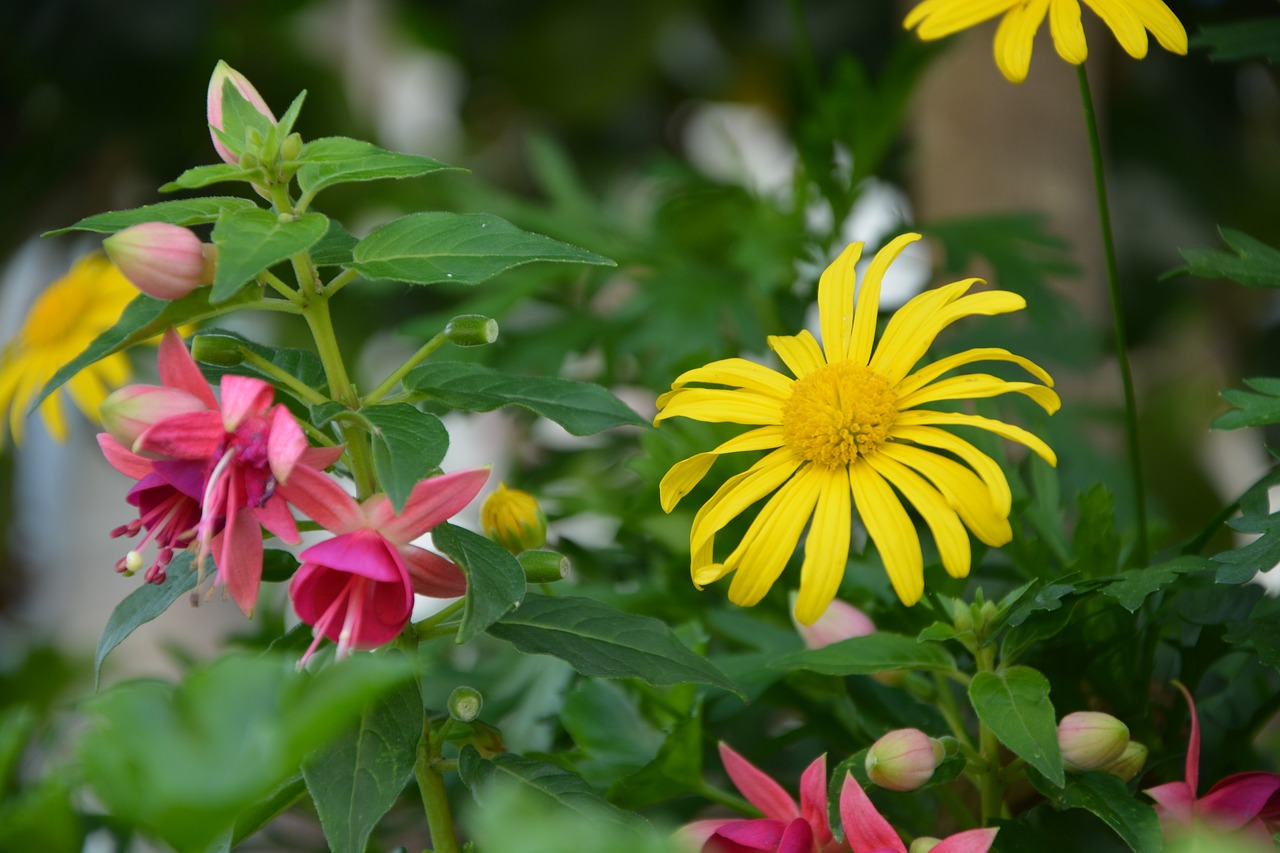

975,645,1004,823
322,267,361,297
414,599,466,636
932,673,975,753
258,270,305,305
416,741,461,853
694,780,760,817
363,332,448,406
253,298,305,315
236,348,330,407
1077,64,1149,566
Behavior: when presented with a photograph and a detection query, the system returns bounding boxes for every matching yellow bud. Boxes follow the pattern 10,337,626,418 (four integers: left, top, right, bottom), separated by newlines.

480,483,547,555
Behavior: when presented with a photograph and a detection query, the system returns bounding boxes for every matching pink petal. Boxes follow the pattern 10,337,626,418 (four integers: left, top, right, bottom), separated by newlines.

1144,781,1195,822
267,405,308,484
219,375,274,432
354,570,415,648
253,494,299,545
798,754,834,847
288,557,412,648
135,411,225,459
300,444,344,470
715,818,789,849
1172,681,1200,793
277,464,362,533
401,545,467,598
673,819,731,850
1197,772,1280,830
933,828,999,853
777,818,815,853
97,433,153,480
290,561,347,626
159,328,218,410
839,772,906,853
299,529,406,583
378,468,490,544
718,743,800,822
213,508,264,616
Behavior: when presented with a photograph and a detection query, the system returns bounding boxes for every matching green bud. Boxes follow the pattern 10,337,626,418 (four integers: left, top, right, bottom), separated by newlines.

190,334,246,367
1058,711,1130,771
865,728,943,792
448,686,483,723
281,132,304,161
1099,740,1147,782
909,839,942,853
246,127,264,151
952,599,973,632
517,550,570,583
979,600,998,628
239,151,260,171
445,314,500,347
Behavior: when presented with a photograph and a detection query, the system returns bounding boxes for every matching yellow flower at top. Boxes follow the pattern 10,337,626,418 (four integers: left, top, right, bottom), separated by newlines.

655,234,1059,624
904,0,1187,83
0,253,135,445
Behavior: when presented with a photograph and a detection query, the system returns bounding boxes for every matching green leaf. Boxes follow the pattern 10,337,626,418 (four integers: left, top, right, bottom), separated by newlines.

260,549,302,584
1102,555,1211,612
430,522,526,642
44,197,259,235
359,403,449,513
94,552,199,686
161,163,258,192
487,593,740,694
0,776,82,853
296,136,462,198
311,219,359,267
969,666,1063,787
770,632,956,676
210,207,328,303
1214,377,1280,430
1193,18,1280,63
1223,620,1280,672
349,212,614,286
1034,771,1163,852
458,747,650,836
0,705,37,794
608,715,704,809
302,678,423,853
33,287,262,411
1174,227,1280,288
405,361,647,435
561,680,665,789
1213,470,1280,583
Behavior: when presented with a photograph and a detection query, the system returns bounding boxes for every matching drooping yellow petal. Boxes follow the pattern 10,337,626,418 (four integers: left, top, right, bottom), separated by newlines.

880,442,1012,547
689,448,802,556
65,368,111,427
37,383,67,443
725,464,824,607
905,0,1023,38
818,242,863,365
769,330,827,379
1121,0,1187,53
897,347,1054,398
994,0,1051,83
671,358,794,399
891,424,1013,515
868,279,977,382
849,234,922,367
1049,0,1088,63
794,468,853,625
655,388,784,426
659,426,787,511
896,374,1061,415
897,409,1057,466
867,453,971,579
1082,0,1148,58
849,461,924,606
692,530,728,588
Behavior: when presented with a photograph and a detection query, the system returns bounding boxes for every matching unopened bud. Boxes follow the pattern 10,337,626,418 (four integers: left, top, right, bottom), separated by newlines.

866,728,943,792
445,314,499,347
207,60,276,165
1099,740,1147,782
1058,711,1130,771
517,550,569,583
448,686,483,723
239,151,261,171
953,599,973,633
103,223,208,300
910,839,942,853
100,384,209,448
281,132,304,161
792,596,875,649
481,483,547,554
979,600,998,627
190,334,246,367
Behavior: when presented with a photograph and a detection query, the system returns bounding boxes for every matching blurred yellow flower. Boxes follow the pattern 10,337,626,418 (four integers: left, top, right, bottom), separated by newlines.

904,0,1187,83
655,234,1058,623
0,253,135,445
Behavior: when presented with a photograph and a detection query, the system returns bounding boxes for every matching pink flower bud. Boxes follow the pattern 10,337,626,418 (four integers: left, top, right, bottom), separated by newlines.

103,223,210,300
99,385,210,449
792,596,876,649
207,60,276,165
865,728,943,792
1099,740,1147,782
1058,711,1130,771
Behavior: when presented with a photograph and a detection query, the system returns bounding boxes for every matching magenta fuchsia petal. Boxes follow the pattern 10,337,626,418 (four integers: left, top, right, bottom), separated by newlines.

932,828,999,853
267,405,308,484
798,754,834,847
253,494,300,545
97,433,154,480
1172,681,1200,793
288,550,414,649
277,464,362,534
1144,781,1195,820
135,410,225,458
289,561,346,626
839,773,906,853
401,546,467,598
1197,772,1280,829
299,529,406,583
777,818,816,853
674,819,729,850
213,509,264,616
378,467,491,544
718,743,801,822
219,375,274,432
158,329,218,410
714,818,790,849
151,459,206,501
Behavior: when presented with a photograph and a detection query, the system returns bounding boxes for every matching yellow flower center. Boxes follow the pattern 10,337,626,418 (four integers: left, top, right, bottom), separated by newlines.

782,363,898,468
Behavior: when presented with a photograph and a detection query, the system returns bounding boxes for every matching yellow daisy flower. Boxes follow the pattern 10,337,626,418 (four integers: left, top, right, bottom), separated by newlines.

654,233,1059,623
0,253,135,445
904,0,1187,84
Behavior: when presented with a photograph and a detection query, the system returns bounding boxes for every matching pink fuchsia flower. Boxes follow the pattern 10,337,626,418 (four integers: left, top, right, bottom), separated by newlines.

839,774,997,853
1144,682,1280,839
102,223,213,300
865,729,943,793
207,60,276,165
792,597,876,650
279,464,489,665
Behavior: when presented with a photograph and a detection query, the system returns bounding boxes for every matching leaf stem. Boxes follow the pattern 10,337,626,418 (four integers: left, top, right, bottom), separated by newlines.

236,348,331,407
258,270,305,304
1077,64,1149,566
416,740,461,853
413,599,466,638
694,780,760,817
364,332,448,406
322,267,361,297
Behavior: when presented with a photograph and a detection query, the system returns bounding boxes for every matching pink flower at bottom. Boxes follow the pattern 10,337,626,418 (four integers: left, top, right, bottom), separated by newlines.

839,776,996,853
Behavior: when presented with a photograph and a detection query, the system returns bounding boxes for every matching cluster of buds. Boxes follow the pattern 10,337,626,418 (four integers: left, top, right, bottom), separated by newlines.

1057,711,1147,781
207,61,302,187
865,728,945,792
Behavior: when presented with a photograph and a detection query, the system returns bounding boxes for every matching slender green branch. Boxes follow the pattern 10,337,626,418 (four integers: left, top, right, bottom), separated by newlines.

322,268,361,297
932,673,975,752
1077,64,1149,566
364,332,448,406
237,348,330,407
694,780,760,817
252,298,305,315
258,270,305,305
416,743,461,853
414,600,466,638
974,646,1003,823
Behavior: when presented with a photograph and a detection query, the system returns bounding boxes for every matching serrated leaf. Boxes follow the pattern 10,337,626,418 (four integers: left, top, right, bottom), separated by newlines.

94,552,198,686
969,666,1063,787
33,287,261,411
1223,620,1280,671
430,522,525,643
1214,377,1280,430
311,219,359,267
1102,555,1210,612
1175,227,1280,289
1193,18,1280,63
770,632,956,676
487,593,739,693
45,197,259,236
296,136,461,199
349,212,613,286
458,747,649,836
1032,771,1162,852
359,404,449,512
302,678,422,853
210,208,328,303
160,163,258,192
405,361,647,435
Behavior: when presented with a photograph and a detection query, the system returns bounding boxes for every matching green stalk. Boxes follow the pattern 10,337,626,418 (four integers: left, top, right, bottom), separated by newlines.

236,348,330,407
364,332,447,405
416,742,461,853
1076,64,1149,566
975,646,1003,822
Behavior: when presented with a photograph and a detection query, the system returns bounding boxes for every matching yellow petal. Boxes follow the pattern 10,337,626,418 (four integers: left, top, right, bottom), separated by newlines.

869,279,977,382
690,448,801,556
896,374,1061,415
1082,0,1148,58
818,242,863,365
867,454,971,579
671,358,794,399
655,388,784,426
906,0,1023,38
896,409,1057,466
1049,0,1088,64
794,469,853,625
880,442,1012,547
65,368,111,426
891,424,1013,515
725,464,823,607
850,461,924,606
850,234,922,367
1122,0,1187,53
995,0,1051,83
897,347,1054,398
692,533,726,588
769,330,826,379
659,426,787,511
